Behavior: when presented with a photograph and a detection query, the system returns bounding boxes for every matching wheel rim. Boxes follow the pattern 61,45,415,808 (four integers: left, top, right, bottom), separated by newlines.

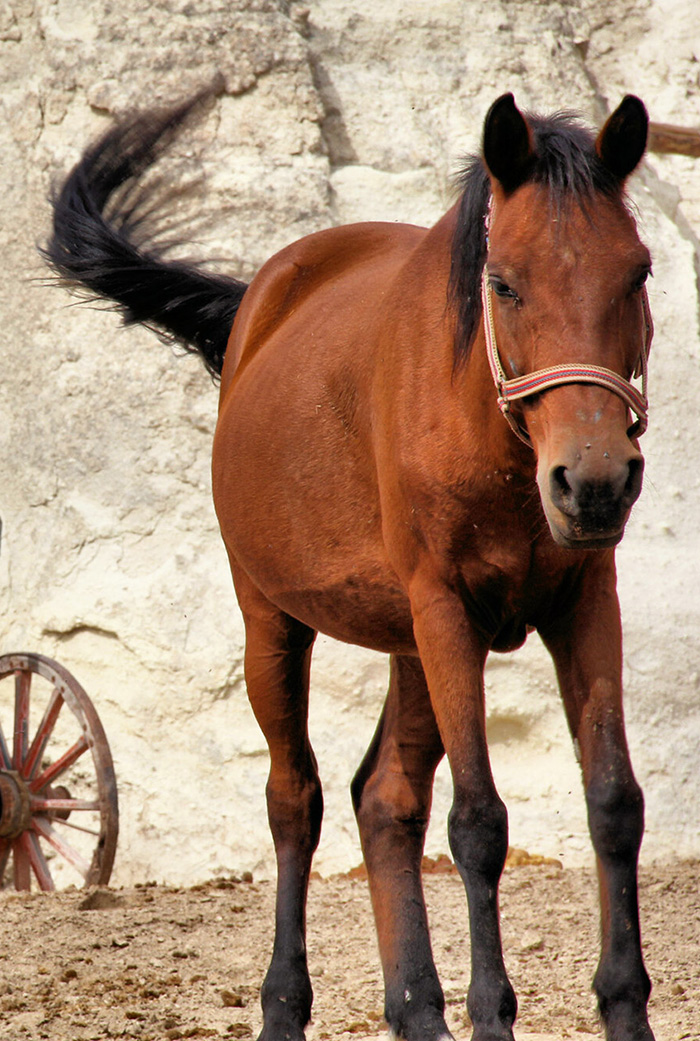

0,653,118,891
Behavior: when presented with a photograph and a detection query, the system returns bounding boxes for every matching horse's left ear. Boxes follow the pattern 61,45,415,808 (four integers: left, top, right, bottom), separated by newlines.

596,95,648,181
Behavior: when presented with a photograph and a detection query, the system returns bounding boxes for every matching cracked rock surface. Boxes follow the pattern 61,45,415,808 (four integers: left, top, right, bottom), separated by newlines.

0,0,699,886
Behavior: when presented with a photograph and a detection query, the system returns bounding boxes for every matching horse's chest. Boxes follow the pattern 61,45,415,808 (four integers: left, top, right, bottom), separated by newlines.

454,535,555,650
459,561,524,641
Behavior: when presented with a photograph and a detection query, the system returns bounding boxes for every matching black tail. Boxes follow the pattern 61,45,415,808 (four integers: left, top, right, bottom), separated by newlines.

42,88,247,379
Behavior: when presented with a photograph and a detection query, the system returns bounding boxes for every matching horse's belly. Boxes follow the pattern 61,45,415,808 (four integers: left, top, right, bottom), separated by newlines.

212,355,415,653
264,572,416,654
222,509,416,653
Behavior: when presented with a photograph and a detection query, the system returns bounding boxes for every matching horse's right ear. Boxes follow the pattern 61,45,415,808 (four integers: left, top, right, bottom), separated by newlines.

596,95,648,181
482,93,535,194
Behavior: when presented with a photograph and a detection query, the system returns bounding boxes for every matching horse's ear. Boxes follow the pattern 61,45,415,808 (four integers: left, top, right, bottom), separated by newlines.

596,95,648,181
482,93,535,194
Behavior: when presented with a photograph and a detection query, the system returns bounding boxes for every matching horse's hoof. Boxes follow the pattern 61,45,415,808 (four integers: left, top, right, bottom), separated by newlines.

387,1011,456,1041
470,1026,515,1041
389,1034,455,1041
257,1006,307,1041
257,1026,306,1041
602,1001,655,1041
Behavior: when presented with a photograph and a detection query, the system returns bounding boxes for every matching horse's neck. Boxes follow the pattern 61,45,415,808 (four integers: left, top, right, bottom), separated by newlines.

377,290,530,482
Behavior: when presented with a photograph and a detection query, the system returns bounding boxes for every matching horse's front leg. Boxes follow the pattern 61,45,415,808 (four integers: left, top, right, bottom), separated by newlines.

410,573,517,1041
542,557,654,1041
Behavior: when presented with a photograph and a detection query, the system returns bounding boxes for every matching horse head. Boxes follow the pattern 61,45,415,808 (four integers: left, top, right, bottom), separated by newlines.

481,94,652,549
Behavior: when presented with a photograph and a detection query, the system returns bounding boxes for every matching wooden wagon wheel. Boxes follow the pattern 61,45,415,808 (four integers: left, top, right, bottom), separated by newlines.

0,653,118,891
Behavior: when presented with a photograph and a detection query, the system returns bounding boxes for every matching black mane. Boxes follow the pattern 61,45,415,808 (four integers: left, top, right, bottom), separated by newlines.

449,112,622,366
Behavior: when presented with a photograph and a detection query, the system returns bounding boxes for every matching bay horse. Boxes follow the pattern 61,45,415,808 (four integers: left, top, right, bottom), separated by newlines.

45,90,656,1041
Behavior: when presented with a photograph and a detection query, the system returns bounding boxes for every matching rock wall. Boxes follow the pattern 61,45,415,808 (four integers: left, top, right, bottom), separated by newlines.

0,0,698,885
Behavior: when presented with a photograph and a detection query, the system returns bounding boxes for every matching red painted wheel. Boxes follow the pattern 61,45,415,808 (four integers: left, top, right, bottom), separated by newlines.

0,653,118,891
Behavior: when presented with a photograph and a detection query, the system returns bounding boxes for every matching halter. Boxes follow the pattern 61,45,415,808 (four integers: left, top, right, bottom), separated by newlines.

481,207,654,449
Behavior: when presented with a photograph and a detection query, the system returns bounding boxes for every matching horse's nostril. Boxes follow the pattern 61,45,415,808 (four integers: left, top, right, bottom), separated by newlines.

551,465,569,495
549,465,578,517
624,457,645,506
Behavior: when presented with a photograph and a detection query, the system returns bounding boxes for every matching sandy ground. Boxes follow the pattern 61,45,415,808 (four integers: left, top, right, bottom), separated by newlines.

0,857,697,1041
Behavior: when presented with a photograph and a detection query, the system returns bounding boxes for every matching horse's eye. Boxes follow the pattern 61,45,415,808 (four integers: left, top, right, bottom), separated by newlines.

491,278,519,302
633,268,651,293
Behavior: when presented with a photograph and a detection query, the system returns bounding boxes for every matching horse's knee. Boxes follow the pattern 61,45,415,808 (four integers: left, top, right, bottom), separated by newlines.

352,765,431,847
585,771,644,861
448,788,509,879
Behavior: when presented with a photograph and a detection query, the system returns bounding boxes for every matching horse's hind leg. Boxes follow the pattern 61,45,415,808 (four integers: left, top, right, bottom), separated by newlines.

351,654,448,1041
232,564,322,1041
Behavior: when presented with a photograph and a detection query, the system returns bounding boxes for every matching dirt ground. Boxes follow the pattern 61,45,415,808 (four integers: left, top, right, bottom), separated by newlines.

0,857,697,1041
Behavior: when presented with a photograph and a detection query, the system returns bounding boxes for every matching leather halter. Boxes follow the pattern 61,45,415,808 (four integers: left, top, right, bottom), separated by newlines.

481,213,654,449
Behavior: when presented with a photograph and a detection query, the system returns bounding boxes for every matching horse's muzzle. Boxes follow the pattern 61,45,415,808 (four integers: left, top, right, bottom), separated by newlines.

543,452,645,548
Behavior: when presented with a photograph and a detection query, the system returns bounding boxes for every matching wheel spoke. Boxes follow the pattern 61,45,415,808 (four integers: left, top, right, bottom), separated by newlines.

0,719,10,769
13,669,31,769
23,830,55,891
23,686,64,780
29,734,90,794
30,796,100,813
0,837,10,883
51,818,101,838
12,834,31,890
32,816,90,879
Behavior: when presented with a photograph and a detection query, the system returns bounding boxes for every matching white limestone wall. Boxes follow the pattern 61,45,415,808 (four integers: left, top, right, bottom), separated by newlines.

0,0,698,884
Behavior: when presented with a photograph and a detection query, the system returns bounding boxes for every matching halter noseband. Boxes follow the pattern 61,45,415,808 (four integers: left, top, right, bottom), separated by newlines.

481,206,654,449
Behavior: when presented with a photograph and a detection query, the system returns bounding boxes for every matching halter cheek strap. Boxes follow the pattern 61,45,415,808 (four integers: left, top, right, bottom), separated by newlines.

481,270,653,448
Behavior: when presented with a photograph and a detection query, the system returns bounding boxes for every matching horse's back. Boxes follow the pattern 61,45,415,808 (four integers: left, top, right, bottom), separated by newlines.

219,220,428,391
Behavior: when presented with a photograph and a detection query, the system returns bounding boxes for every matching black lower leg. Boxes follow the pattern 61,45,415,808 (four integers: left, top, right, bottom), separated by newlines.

449,791,516,1040
258,770,323,1040
587,774,654,1041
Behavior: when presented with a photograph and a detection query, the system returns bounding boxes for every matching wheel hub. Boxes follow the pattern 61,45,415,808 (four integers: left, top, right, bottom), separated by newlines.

0,770,31,839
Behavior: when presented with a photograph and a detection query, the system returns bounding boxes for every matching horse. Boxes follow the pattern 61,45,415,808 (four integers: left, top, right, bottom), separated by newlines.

45,89,656,1041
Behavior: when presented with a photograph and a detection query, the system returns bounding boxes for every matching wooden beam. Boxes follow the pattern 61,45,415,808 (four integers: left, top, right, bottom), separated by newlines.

648,121,700,158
